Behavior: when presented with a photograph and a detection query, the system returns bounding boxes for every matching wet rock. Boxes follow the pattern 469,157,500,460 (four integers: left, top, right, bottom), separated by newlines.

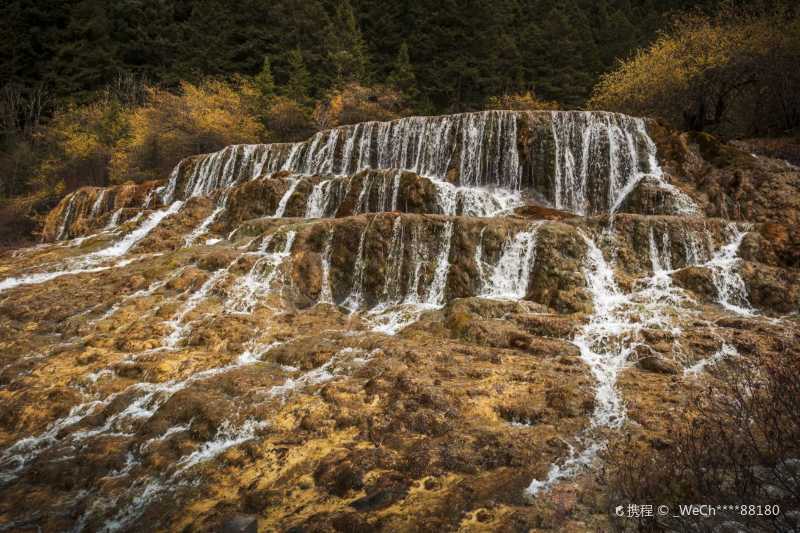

673,266,715,299
5,111,800,533
42,180,162,241
350,473,410,511
314,456,365,497
222,513,258,533
637,355,679,375
197,249,238,271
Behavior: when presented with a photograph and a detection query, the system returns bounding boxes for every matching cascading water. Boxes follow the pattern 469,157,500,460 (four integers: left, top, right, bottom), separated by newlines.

481,224,540,299
4,105,781,532
0,202,183,294
705,224,755,316
272,176,302,218
318,231,335,305
527,229,693,496
305,179,333,218
226,231,297,314
342,223,370,310
145,111,668,219
184,193,230,246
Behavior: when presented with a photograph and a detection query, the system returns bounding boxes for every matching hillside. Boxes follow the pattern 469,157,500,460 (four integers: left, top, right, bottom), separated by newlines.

0,111,797,531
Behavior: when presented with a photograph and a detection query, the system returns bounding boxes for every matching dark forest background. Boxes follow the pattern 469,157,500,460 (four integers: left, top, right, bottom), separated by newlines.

2,0,719,110
3,0,799,245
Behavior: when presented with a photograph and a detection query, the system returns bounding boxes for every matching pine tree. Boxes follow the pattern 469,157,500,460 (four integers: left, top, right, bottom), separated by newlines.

329,0,369,84
255,56,276,101
387,42,417,100
55,0,120,101
284,48,311,102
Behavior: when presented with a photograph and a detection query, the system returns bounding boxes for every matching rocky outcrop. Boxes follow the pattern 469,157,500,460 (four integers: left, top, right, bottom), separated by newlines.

1,110,799,532
41,180,162,241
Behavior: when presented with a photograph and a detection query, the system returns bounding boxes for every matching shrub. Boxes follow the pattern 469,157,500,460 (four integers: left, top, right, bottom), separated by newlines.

39,97,129,193
312,82,408,131
485,91,560,111
0,136,39,198
0,191,57,247
605,346,800,532
590,5,800,137
112,79,265,181
263,96,315,142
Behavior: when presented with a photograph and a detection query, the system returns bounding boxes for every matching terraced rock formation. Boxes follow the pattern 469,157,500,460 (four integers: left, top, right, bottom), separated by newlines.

1,111,798,531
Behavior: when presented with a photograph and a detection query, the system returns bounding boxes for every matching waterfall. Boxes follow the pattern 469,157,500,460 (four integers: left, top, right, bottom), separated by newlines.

273,176,302,218
573,234,630,429
474,228,487,291
459,111,521,189
343,222,370,310
184,204,225,246
152,111,666,218
525,233,636,496
164,266,229,348
56,195,76,240
648,228,672,273
550,112,659,214
353,172,400,214
424,221,454,306
403,225,425,305
430,179,521,217
90,190,108,217
226,231,296,314
526,234,629,496
381,216,405,304
9,99,793,533
105,209,124,229
364,217,453,335
684,342,739,376
390,170,401,210
305,180,331,218
184,193,230,247
92,202,184,259
706,225,755,316
683,232,710,265
318,232,334,304
1,202,183,294
482,225,540,299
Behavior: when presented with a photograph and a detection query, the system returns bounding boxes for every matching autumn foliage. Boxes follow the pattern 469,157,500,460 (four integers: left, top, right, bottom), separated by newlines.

112,81,264,181
604,347,800,532
485,91,560,112
591,5,800,137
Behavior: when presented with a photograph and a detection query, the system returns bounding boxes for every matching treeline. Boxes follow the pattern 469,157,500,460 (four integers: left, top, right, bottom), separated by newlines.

3,0,716,110
592,3,800,137
2,0,716,202
0,76,415,198
4,0,798,245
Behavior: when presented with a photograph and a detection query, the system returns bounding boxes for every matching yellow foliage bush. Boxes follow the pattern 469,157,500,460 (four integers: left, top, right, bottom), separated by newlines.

262,96,314,142
485,91,560,111
112,80,265,181
313,83,407,131
590,6,800,136
39,98,129,193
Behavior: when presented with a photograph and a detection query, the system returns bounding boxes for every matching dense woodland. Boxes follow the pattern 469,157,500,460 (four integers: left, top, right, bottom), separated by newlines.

1,0,798,244
3,0,719,109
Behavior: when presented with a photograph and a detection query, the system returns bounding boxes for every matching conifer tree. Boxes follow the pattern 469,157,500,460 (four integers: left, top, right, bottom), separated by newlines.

255,56,276,101
387,42,417,101
55,0,120,100
284,48,311,102
329,0,369,84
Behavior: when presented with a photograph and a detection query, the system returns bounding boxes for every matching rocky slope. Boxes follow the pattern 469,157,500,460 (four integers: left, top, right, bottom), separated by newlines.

0,111,798,532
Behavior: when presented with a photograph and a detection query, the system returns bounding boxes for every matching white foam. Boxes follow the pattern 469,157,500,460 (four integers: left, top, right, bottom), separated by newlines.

481,224,540,299
705,225,756,316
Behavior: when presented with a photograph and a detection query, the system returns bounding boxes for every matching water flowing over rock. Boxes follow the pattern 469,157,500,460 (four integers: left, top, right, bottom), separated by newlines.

1,110,798,532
